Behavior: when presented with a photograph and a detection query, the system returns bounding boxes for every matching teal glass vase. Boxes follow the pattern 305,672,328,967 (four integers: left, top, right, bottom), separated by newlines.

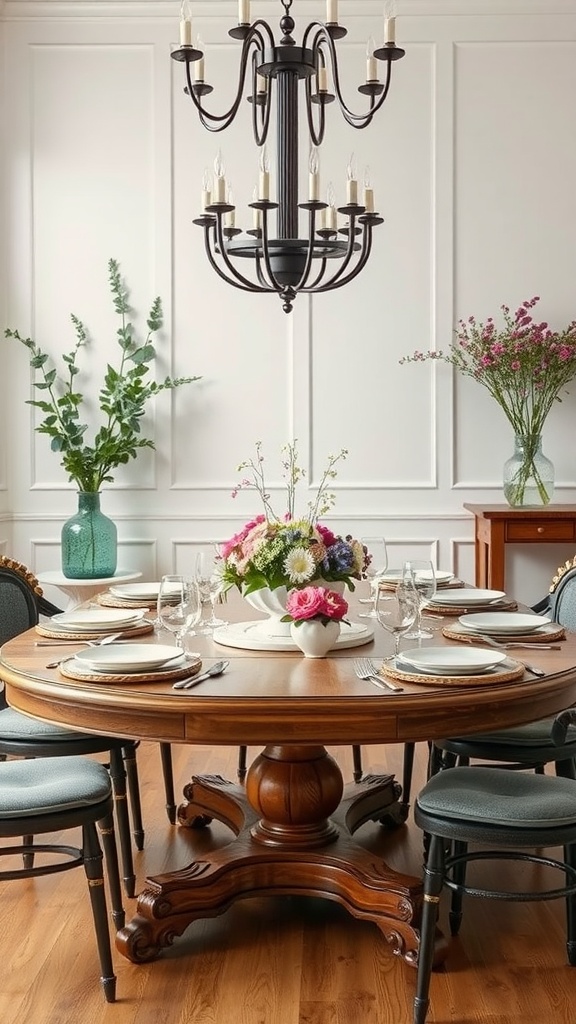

61,492,118,579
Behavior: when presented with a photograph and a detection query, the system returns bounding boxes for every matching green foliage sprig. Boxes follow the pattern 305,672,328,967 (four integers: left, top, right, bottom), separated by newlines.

6,259,201,492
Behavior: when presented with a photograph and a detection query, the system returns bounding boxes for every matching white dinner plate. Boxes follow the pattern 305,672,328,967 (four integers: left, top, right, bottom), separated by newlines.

109,581,181,601
75,643,183,673
432,588,506,606
383,569,454,584
51,609,147,631
69,652,188,676
458,612,552,635
399,647,507,675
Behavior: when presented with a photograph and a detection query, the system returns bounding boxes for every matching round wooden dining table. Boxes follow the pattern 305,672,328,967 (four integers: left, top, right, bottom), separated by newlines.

2,591,576,969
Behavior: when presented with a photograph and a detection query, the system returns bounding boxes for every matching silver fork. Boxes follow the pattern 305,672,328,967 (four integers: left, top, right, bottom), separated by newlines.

353,657,404,693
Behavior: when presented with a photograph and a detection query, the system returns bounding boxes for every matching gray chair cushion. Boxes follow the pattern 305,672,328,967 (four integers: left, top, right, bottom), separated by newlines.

441,717,576,748
0,707,95,741
417,766,576,828
0,756,111,818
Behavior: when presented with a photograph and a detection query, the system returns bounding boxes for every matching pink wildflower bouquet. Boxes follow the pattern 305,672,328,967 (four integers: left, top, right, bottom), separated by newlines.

282,586,349,628
401,297,576,504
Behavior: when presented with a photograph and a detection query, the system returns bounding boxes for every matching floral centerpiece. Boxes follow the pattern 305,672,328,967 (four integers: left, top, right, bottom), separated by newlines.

220,441,367,595
400,297,576,506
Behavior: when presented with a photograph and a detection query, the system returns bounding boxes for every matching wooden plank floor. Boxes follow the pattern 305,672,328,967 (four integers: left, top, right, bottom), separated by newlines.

0,741,574,1024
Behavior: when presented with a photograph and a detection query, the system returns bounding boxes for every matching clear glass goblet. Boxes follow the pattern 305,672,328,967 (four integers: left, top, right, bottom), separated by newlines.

195,552,227,631
375,584,418,661
359,536,390,618
401,560,437,640
157,575,201,646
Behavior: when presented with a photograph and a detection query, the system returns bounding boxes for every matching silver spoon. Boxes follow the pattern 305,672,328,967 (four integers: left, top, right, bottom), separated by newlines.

172,660,229,690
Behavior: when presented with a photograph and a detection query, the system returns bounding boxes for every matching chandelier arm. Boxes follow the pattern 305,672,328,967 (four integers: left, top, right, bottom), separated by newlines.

183,24,271,132
291,210,321,291
305,66,326,148
303,226,374,293
254,252,275,289
304,24,390,129
210,217,274,292
251,53,273,147
259,211,284,293
297,257,329,292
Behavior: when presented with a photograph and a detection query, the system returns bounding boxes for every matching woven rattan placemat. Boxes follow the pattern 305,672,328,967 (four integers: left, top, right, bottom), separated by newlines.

97,593,160,610
442,622,566,644
36,621,154,641
59,653,201,684
427,598,518,616
381,658,525,687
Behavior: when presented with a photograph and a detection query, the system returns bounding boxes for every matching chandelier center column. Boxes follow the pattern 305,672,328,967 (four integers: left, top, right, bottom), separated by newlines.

276,68,299,241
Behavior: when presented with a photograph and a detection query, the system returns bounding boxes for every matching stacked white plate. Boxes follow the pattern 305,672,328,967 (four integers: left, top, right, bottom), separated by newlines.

432,588,506,607
458,612,552,636
383,570,455,585
399,647,507,676
108,581,181,603
51,608,148,633
74,643,185,674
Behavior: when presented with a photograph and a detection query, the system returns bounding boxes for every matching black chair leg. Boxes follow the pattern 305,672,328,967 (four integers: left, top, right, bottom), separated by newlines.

82,819,117,1003
352,744,363,782
122,742,145,849
565,842,576,965
22,833,34,870
159,743,177,824
108,747,136,899
448,838,468,935
414,833,445,1024
402,742,415,809
97,812,125,931
237,745,248,783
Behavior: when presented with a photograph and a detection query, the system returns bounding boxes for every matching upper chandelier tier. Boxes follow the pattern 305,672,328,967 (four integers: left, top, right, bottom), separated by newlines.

171,1,405,313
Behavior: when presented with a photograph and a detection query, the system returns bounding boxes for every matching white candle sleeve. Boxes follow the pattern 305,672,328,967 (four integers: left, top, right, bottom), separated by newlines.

259,171,270,201
347,179,358,204
214,175,226,203
239,0,250,24
180,19,192,46
384,17,396,44
327,0,338,24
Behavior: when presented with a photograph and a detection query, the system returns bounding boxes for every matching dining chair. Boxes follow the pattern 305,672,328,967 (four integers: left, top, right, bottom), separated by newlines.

412,707,576,1024
0,555,174,896
0,755,123,1001
429,560,576,783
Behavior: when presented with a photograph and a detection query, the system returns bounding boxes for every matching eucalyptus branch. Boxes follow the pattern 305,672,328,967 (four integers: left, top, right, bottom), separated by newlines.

6,259,201,492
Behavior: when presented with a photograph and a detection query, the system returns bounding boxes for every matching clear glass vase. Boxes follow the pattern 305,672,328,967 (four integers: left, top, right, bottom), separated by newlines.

503,434,554,508
61,492,118,579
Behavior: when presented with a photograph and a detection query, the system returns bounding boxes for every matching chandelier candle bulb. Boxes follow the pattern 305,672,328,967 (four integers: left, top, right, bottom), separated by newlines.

326,0,338,23
259,145,270,201
201,169,211,211
179,0,192,46
346,155,358,204
239,0,250,24
366,37,378,81
213,151,226,203
363,168,374,212
194,39,205,81
309,147,320,202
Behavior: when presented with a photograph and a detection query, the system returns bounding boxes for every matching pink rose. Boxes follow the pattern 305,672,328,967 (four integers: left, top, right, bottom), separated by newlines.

316,524,337,548
321,590,348,620
285,586,327,621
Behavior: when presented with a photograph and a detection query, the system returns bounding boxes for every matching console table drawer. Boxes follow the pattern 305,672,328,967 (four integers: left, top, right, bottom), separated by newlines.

505,521,576,542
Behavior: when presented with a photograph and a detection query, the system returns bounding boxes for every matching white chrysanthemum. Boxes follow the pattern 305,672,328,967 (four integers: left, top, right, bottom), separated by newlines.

284,546,315,584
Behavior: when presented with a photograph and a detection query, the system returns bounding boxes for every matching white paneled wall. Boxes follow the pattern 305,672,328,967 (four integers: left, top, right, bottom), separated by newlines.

2,1,576,608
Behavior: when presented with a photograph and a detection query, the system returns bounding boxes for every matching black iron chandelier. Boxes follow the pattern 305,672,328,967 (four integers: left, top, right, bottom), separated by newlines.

171,1,405,313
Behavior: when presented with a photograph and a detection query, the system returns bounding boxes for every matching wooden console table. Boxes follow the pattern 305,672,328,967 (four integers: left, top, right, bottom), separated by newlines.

464,503,576,591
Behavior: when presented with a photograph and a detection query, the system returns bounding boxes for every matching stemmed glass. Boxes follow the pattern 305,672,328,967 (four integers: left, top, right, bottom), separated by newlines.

195,551,227,631
375,584,418,661
402,560,437,640
156,575,202,647
359,537,390,619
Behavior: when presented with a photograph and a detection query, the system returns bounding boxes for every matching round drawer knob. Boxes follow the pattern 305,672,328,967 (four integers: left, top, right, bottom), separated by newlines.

537,527,545,534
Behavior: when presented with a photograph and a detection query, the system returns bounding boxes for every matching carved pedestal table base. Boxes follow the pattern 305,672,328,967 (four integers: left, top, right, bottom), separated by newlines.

116,745,429,966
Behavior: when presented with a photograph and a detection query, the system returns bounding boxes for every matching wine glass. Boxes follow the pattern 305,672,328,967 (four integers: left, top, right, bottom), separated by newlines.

195,551,227,631
401,560,437,640
157,575,201,646
375,584,418,661
359,537,390,619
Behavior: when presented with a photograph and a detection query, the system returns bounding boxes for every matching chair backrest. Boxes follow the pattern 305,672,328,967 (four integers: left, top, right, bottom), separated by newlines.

549,564,576,631
0,555,63,644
